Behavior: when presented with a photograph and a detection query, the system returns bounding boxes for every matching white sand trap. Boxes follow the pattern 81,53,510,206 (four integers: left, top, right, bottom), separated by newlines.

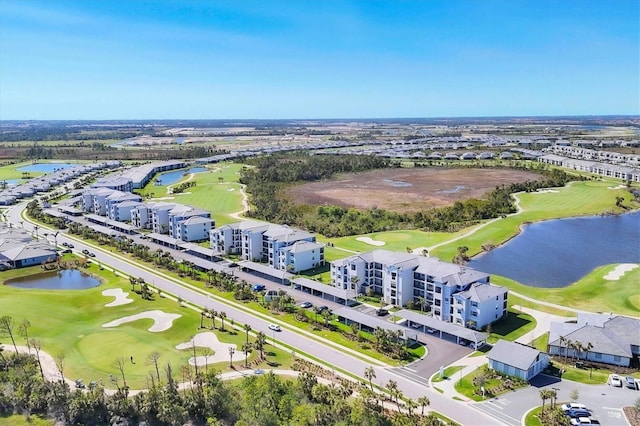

603,264,639,280
176,332,240,366
102,288,133,307
175,192,192,195
534,189,559,194
103,310,181,332
150,196,175,201
227,188,236,191
356,236,386,246
607,184,625,190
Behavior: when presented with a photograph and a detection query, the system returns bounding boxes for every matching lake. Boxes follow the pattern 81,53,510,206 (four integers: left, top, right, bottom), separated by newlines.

17,163,76,173
154,167,207,186
468,211,640,288
5,269,101,290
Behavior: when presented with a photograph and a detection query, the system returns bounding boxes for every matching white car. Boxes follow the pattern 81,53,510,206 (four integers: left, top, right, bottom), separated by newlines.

609,374,623,387
561,403,588,412
570,417,592,425
268,324,281,332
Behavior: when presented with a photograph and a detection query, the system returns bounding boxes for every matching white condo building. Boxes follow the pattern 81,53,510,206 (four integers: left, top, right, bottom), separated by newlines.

330,249,506,329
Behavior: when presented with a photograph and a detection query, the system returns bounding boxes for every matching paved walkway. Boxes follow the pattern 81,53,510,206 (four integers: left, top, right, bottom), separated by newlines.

429,353,488,401
512,305,575,344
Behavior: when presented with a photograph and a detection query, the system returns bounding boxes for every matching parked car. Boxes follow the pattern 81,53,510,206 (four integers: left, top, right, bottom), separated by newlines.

609,374,623,387
268,324,281,332
570,417,592,425
376,308,388,316
566,409,590,419
299,301,313,309
458,340,469,346
561,403,588,412
317,306,330,312
426,327,436,334
625,376,638,389
61,249,72,254
252,284,265,291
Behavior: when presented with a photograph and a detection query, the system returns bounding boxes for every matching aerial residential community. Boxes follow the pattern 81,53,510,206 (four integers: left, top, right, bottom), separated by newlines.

1,1,639,426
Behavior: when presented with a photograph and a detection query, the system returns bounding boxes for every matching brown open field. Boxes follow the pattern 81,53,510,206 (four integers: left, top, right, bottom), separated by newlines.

286,168,542,213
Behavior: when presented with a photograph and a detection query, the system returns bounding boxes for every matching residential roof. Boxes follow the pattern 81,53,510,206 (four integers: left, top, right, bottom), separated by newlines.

179,216,212,226
487,340,543,371
237,260,291,279
280,240,324,254
0,242,57,261
455,283,506,303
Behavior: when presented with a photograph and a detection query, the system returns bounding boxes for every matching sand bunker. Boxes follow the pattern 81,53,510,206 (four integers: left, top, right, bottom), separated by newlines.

102,310,181,332
356,236,385,246
150,196,175,201
603,264,639,281
227,188,236,191
102,288,133,307
533,189,559,194
176,332,240,366
607,184,625,190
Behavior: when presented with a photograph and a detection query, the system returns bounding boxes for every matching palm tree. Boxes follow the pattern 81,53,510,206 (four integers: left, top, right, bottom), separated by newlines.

364,366,376,392
255,332,266,359
219,311,227,332
539,389,551,413
199,310,207,329
564,338,573,363
241,342,252,368
228,346,235,368
406,399,417,416
243,324,252,345
386,379,399,405
209,309,217,329
417,396,430,416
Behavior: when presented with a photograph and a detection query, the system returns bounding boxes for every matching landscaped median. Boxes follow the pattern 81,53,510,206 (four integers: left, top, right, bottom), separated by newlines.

454,365,528,401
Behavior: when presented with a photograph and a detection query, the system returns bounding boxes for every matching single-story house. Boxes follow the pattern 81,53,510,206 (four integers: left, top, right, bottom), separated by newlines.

547,313,640,367
487,340,550,381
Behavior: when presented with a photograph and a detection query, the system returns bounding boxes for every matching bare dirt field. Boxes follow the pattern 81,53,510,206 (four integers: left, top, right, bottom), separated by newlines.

287,168,542,213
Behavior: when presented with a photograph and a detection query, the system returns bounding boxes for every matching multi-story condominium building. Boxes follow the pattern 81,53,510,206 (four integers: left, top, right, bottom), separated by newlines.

105,192,142,221
174,216,213,243
277,240,325,273
168,205,212,241
210,220,319,271
81,188,123,215
330,249,506,329
91,176,134,193
131,202,174,232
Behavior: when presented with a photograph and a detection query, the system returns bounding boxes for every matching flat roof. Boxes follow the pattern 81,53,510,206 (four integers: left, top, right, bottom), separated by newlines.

42,208,68,218
181,243,217,258
147,232,183,246
333,307,417,338
291,277,353,300
85,213,108,224
395,309,488,342
237,260,291,279
91,224,123,237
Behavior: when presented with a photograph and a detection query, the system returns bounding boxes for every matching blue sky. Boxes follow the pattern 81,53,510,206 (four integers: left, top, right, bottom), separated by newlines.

1,0,638,119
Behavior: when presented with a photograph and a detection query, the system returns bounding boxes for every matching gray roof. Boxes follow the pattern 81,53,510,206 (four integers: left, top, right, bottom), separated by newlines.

394,309,488,342
292,277,353,300
487,340,543,371
180,216,212,226
334,307,416,339
237,260,291,279
550,325,632,358
0,242,57,261
604,316,640,347
455,283,506,303
280,240,324,254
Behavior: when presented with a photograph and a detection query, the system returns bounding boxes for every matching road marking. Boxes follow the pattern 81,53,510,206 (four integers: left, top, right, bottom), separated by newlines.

473,403,519,425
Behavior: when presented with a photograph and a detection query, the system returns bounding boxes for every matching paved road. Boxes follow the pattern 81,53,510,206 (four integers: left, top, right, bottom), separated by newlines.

8,202,504,426
472,374,639,426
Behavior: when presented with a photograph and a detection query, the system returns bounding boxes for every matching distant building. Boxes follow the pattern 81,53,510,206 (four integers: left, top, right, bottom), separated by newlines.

0,226,57,268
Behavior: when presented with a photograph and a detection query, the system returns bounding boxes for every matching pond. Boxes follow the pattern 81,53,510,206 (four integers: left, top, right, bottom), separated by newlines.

5,269,101,290
154,167,207,186
468,211,640,288
17,163,76,173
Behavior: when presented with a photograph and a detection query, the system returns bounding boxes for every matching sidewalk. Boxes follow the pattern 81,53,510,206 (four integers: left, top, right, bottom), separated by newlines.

512,305,575,345
429,353,488,402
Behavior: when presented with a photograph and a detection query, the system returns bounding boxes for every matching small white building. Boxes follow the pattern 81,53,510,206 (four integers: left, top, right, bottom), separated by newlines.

487,340,549,381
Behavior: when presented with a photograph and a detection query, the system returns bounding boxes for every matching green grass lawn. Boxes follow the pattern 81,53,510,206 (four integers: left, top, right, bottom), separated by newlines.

523,406,544,426
529,332,549,352
454,366,527,401
0,263,292,389
321,229,461,255
487,308,537,344
494,264,640,317
507,293,575,317
0,414,54,426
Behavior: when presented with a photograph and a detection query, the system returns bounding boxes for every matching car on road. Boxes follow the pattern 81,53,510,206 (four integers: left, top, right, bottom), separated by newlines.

62,242,74,248
299,301,313,309
82,249,90,255
625,376,637,389
61,249,72,254
609,374,623,387
317,305,330,312
561,403,588,412
268,324,281,332
252,284,266,291
87,252,96,257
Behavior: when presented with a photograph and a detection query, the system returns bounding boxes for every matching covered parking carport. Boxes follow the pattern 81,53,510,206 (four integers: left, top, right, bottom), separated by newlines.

333,307,419,342
237,260,293,284
395,309,488,349
291,277,357,306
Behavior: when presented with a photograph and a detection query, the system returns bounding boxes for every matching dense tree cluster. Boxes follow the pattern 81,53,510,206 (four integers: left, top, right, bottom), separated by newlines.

0,351,447,426
240,156,584,237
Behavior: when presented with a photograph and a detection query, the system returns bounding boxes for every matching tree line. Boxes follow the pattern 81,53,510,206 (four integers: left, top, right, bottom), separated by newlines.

240,154,584,237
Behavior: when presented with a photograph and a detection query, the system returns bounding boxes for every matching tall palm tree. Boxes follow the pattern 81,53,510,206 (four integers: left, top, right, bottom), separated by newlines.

228,346,235,368
219,311,227,332
364,366,376,392
209,309,217,329
255,332,266,359
386,379,399,405
243,324,252,345
241,342,253,368
417,396,430,416
564,338,573,363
